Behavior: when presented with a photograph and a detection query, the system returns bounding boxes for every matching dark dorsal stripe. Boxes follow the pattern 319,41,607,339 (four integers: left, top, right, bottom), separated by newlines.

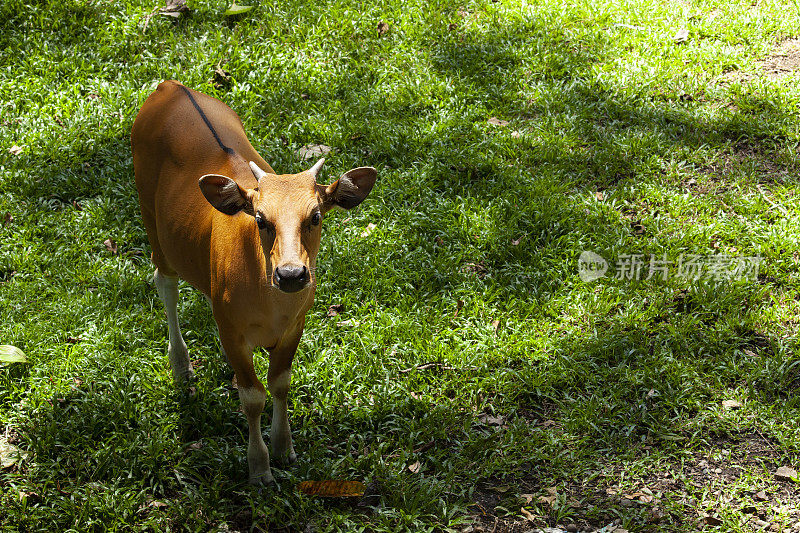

179,85,235,156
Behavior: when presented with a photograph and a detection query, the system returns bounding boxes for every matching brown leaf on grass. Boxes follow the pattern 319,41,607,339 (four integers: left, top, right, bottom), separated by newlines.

487,117,509,126
454,299,464,317
595,191,604,201
491,319,500,334
462,261,487,278
538,494,557,506
377,21,389,35
297,143,331,160
360,223,377,238
511,235,524,246
775,465,798,481
408,461,421,474
722,399,742,410
3,213,13,226
702,513,722,526
161,0,189,18
520,493,536,504
754,490,769,501
65,337,82,344
448,22,458,31
212,62,231,89
510,130,521,138
104,238,118,255
519,507,536,521
743,348,758,358
9,145,23,156
297,480,366,497
478,413,505,427
336,319,360,327
326,304,345,317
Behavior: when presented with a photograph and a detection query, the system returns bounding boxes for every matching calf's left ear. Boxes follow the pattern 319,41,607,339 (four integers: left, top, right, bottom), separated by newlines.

199,174,256,216
321,167,377,211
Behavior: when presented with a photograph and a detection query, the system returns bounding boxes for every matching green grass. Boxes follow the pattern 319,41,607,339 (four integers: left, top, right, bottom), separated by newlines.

2,0,800,531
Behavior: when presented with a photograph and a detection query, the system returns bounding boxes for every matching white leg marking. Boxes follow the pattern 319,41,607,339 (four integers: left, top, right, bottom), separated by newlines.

239,387,273,484
268,370,296,463
154,269,194,382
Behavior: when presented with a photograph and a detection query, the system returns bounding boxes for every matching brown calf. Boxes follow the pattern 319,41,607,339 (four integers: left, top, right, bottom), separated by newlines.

131,80,376,484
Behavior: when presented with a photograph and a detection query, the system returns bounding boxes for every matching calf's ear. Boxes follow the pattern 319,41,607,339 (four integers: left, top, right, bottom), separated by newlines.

321,167,377,211
199,174,256,216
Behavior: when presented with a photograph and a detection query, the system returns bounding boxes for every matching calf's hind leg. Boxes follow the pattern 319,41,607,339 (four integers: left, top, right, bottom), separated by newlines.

154,269,194,382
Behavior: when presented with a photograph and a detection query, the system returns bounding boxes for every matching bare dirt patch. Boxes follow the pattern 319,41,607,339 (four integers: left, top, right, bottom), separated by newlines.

763,39,800,79
719,38,800,85
463,433,800,532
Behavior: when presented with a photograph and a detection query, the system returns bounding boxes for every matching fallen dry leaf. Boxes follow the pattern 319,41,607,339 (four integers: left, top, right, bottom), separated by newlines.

520,493,536,504
2,213,12,226
491,319,500,334
360,223,377,238
519,507,536,521
160,0,189,18
297,143,331,160
104,238,118,254
722,399,742,410
326,304,344,317
408,461,421,474
702,513,722,526
775,466,797,481
0,436,28,469
297,480,365,497
377,20,389,35
335,319,360,327
478,412,505,426
538,494,557,506
212,63,231,89
754,490,769,501
511,130,521,138
8,145,23,156
511,235,524,246
595,191,604,201
487,117,509,126
673,28,689,43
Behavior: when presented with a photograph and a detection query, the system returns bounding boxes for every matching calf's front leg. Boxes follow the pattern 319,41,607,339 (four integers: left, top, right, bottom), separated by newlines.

267,330,301,464
219,327,273,485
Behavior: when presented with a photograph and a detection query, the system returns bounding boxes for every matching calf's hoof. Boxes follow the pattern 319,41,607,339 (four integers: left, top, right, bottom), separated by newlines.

249,470,275,487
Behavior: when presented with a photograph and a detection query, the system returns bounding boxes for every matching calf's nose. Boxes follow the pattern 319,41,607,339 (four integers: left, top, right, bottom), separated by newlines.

274,264,309,293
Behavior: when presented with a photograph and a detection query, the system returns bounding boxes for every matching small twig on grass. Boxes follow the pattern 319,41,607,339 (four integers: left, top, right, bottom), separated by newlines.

141,6,160,33
754,426,782,457
399,362,476,373
756,184,788,215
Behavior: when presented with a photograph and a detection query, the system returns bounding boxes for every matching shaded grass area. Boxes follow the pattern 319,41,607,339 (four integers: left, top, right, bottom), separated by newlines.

1,0,800,530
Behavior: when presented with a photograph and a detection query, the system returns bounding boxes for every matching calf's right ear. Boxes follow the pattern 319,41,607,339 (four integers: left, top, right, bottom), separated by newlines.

199,174,256,216
321,167,377,211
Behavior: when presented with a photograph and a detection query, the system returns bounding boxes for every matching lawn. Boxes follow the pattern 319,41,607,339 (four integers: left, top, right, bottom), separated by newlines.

1,0,800,531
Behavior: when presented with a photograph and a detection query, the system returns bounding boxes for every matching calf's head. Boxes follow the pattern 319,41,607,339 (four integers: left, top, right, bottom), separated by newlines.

199,158,376,293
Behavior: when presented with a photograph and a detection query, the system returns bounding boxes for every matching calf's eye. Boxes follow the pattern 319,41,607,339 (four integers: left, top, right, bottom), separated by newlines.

311,212,321,226
255,214,268,230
